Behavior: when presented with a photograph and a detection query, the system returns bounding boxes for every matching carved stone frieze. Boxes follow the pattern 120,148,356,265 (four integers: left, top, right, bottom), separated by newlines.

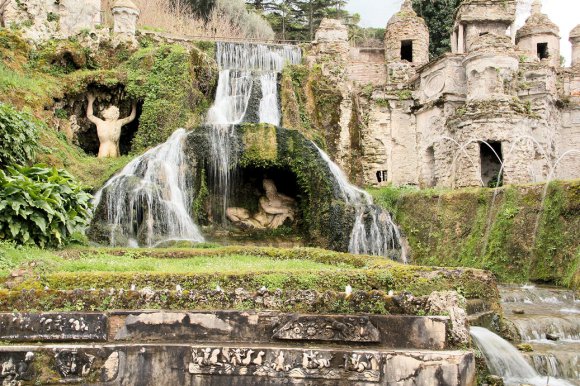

0,352,35,384
54,349,95,379
273,315,380,342
187,347,382,382
0,313,107,342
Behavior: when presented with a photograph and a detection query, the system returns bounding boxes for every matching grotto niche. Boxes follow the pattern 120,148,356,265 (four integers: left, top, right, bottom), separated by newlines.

56,86,142,157
87,93,136,158
225,171,298,231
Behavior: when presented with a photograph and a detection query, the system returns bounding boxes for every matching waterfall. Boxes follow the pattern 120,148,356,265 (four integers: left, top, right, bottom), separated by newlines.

498,285,579,381
314,145,407,262
470,327,573,386
92,129,204,247
207,42,302,222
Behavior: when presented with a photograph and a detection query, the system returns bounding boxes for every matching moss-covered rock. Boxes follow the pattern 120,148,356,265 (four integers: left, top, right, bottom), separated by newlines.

371,181,580,288
186,124,353,250
125,44,218,153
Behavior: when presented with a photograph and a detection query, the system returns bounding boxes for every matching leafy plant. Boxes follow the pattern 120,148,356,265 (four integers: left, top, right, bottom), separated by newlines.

0,165,93,247
0,102,41,167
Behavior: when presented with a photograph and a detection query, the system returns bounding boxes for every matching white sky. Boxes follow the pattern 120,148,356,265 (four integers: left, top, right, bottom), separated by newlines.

345,0,579,66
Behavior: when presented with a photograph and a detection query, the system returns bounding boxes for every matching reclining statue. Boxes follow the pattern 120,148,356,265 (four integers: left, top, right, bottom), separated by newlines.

87,93,136,158
227,179,295,229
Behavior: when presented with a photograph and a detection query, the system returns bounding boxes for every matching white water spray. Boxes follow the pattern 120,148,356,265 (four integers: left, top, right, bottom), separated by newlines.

92,129,204,247
470,327,573,386
314,144,407,262
207,42,301,222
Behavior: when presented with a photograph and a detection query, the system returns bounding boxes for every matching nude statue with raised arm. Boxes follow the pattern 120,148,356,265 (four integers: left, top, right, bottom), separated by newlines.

87,93,137,158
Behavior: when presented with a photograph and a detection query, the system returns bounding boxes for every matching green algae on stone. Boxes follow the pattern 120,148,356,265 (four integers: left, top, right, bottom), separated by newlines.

370,181,580,288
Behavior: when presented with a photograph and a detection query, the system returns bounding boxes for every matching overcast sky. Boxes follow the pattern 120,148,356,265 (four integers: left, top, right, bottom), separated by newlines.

345,0,578,66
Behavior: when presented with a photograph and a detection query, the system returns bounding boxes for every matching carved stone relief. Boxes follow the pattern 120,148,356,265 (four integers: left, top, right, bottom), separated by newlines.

0,352,35,385
187,347,381,382
54,350,95,379
0,313,107,341
273,315,380,342
424,72,446,99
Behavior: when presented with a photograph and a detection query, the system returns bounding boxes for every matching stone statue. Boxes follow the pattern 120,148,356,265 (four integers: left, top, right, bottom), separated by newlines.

87,93,136,158
226,179,295,229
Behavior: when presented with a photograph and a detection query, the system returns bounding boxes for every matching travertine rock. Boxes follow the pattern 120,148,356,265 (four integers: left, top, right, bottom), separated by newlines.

516,0,561,68
427,291,470,345
2,0,101,42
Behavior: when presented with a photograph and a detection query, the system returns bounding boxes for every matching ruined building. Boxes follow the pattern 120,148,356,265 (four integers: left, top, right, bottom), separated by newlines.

312,0,580,188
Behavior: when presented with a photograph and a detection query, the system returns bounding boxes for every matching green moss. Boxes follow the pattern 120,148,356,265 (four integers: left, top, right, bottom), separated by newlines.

371,181,580,288
240,123,278,168
193,169,209,223
125,45,211,152
0,244,499,311
281,64,313,133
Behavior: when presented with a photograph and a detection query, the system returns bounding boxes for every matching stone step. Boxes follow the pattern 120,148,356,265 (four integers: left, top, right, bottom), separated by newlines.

0,344,475,386
0,311,450,350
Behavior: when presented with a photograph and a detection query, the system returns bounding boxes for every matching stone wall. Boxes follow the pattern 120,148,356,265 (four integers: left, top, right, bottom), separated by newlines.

308,2,580,188
348,48,387,86
0,310,478,385
3,0,101,42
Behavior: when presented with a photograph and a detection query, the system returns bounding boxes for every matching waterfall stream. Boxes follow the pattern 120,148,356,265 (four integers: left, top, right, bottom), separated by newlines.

499,285,579,382
207,42,302,222
91,42,405,259
314,145,407,261
92,129,203,247
470,327,574,386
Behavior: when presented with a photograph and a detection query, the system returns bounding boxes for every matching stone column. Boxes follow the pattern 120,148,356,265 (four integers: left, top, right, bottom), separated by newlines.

570,25,580,67
112,0,140,37
451,30,458,53
458,24,464,54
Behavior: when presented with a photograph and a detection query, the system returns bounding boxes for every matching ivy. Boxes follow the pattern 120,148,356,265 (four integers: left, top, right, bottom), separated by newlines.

0,103,40,167
0,165,93,247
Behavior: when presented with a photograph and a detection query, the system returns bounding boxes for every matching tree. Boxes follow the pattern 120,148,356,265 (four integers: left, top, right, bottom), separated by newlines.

411,0,462,58
179,0,216,20
246,0,349,41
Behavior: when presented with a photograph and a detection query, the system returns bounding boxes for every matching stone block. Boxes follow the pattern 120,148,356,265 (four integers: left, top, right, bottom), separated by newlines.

0,312,107,342
113,311,448,350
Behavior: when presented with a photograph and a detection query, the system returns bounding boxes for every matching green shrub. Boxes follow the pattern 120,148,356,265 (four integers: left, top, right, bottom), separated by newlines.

0,165,93,247
0,103,40,167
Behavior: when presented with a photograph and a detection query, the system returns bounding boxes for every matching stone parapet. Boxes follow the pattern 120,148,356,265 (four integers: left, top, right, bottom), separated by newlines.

0,344,476,385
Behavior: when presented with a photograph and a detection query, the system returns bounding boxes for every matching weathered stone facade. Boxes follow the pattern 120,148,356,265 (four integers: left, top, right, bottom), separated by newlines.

2,0,101,42
112,0,140,37
0,310,477,385
312,0,580,188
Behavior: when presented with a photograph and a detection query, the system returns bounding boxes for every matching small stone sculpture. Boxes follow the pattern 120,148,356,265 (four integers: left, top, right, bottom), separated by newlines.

87,93,136,158
227,179,295,229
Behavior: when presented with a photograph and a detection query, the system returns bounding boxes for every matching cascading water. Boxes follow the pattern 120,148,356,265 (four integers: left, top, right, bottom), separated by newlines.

91,41,405,258
207,42,302,222
92,129,204,247
91,43,301,246
314,145,407,261
499,285,579,382
470,327,574,386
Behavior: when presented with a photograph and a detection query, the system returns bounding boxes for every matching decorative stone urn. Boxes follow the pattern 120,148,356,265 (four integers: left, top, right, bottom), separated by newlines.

111,0,140,37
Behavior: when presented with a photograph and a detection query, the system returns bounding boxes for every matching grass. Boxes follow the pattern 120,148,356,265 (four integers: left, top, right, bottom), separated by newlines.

0,64,59,110
0,242,352,278
0,242,500,306
36,129,133,190
42,253,345,274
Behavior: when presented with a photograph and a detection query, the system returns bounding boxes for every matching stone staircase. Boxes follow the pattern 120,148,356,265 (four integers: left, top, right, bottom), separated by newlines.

0,310,476,385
